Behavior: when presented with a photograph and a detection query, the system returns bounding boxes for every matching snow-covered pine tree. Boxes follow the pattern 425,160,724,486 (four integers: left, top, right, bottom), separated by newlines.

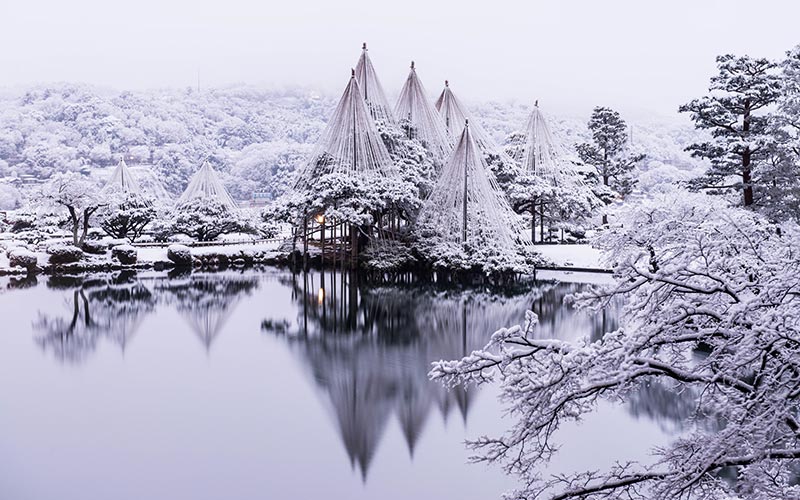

764,46,800,221
576,107,643,224
680,54,782,208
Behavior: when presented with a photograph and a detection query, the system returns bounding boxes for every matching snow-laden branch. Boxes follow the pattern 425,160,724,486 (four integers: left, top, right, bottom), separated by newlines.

431,193,800,500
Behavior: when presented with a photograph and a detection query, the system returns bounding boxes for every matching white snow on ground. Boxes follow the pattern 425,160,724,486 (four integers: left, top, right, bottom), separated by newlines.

535,244,607,270
537,269,616,285
136,240,282,263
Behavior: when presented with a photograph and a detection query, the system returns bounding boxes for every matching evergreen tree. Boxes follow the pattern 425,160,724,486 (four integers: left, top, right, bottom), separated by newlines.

576,106,643,224
98,191,156,243
764,46,800,221
680,54,782,207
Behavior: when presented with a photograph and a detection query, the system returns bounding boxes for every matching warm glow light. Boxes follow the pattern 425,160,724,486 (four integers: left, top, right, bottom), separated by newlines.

317,287,325,305
314,214,325,225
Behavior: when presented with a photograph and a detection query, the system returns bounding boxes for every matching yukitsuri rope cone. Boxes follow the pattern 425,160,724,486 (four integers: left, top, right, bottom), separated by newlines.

416,121,529,271
435,80,515,166
513,101,583,185
294,70,396,191
394,61,453,163
105,158,142,194
177,160,238,210
354,43,395,126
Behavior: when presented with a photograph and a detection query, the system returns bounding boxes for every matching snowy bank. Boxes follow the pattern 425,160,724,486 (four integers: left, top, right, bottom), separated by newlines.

533,244,608,271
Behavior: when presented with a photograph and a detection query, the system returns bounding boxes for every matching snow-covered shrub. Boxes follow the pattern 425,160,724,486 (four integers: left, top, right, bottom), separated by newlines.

81,240,107,255
258,220,281,239
98,190,156,243
171,197,254,242
148,218,174,242
167,244,192,266
361,242,416,271
46,244,84,264
111,245,137,265
5,209,65,236
7,247,37,270
0,183,22,210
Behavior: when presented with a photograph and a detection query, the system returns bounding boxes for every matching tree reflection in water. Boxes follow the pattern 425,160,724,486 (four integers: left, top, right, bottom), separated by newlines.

24,268,696,483
262,270,621,480
31,270,260,362
33,272,156,363
154,270,260,351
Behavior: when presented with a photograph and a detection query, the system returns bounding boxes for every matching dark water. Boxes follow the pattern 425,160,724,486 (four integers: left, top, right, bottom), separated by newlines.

0,269,674,500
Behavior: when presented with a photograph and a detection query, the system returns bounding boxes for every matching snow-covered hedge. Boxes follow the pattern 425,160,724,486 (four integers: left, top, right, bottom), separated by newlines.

167,244,192,266
111,245,137,265
7,247,38,270
46,244,84,264
82,240,108,255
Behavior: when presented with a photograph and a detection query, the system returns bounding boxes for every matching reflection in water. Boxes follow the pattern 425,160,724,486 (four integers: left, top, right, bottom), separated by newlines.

32,271,260,362
19,268,695,490
262,271,621,479
154,272,260,350
34,273,156,363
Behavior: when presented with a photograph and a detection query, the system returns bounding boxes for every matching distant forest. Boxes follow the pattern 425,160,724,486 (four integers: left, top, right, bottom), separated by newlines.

0,83,705,206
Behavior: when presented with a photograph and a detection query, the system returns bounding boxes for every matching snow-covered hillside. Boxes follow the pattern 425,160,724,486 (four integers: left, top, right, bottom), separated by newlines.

0,83,707,209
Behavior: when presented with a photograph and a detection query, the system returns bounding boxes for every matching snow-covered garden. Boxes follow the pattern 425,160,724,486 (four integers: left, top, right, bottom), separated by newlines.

1,34,800,500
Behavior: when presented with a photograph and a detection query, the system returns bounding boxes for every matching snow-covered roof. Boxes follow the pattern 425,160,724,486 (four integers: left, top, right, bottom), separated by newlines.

354,43,395,125
177,161,237,209
294,70,396,190
394,62,453,162
513,102,583,185
417,122,526,248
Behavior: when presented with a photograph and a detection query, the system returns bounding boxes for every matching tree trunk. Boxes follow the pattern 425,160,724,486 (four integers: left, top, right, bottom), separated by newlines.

67,206,80,246
602,173,610,226
742,98,754,207
79,209,92,246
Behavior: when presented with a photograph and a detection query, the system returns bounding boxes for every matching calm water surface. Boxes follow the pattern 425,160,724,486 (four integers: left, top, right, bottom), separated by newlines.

0,269,677,500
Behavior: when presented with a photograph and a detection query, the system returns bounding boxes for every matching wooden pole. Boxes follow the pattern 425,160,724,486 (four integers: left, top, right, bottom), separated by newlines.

303,211,308,269
540,200,545,243
462,122,470,245
319,215,325,267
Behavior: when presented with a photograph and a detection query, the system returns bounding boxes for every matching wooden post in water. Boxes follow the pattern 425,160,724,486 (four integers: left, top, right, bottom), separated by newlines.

351,224,358,268
303,211,308,269
320,216,326,267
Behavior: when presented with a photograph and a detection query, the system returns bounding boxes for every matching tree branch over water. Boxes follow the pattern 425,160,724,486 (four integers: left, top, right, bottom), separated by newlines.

432,193,800,500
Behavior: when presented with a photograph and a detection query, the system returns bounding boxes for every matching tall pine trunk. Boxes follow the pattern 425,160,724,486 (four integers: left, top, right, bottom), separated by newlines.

742,98,754,207
602,172,610,225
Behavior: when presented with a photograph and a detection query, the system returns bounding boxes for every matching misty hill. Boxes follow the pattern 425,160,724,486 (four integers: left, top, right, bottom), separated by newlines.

0,83,706,208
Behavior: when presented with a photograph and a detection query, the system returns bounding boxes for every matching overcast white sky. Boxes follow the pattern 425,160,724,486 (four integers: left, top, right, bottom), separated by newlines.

1,0,798,116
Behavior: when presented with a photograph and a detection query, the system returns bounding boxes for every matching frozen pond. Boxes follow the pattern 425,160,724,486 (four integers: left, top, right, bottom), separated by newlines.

0,269,677,500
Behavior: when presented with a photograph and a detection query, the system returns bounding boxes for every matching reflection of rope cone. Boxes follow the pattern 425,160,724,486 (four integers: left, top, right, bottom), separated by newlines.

266,273,622,480
155,274,260,352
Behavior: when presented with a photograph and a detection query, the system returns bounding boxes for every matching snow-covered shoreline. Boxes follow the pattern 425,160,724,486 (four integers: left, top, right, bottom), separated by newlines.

1,239,608,276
